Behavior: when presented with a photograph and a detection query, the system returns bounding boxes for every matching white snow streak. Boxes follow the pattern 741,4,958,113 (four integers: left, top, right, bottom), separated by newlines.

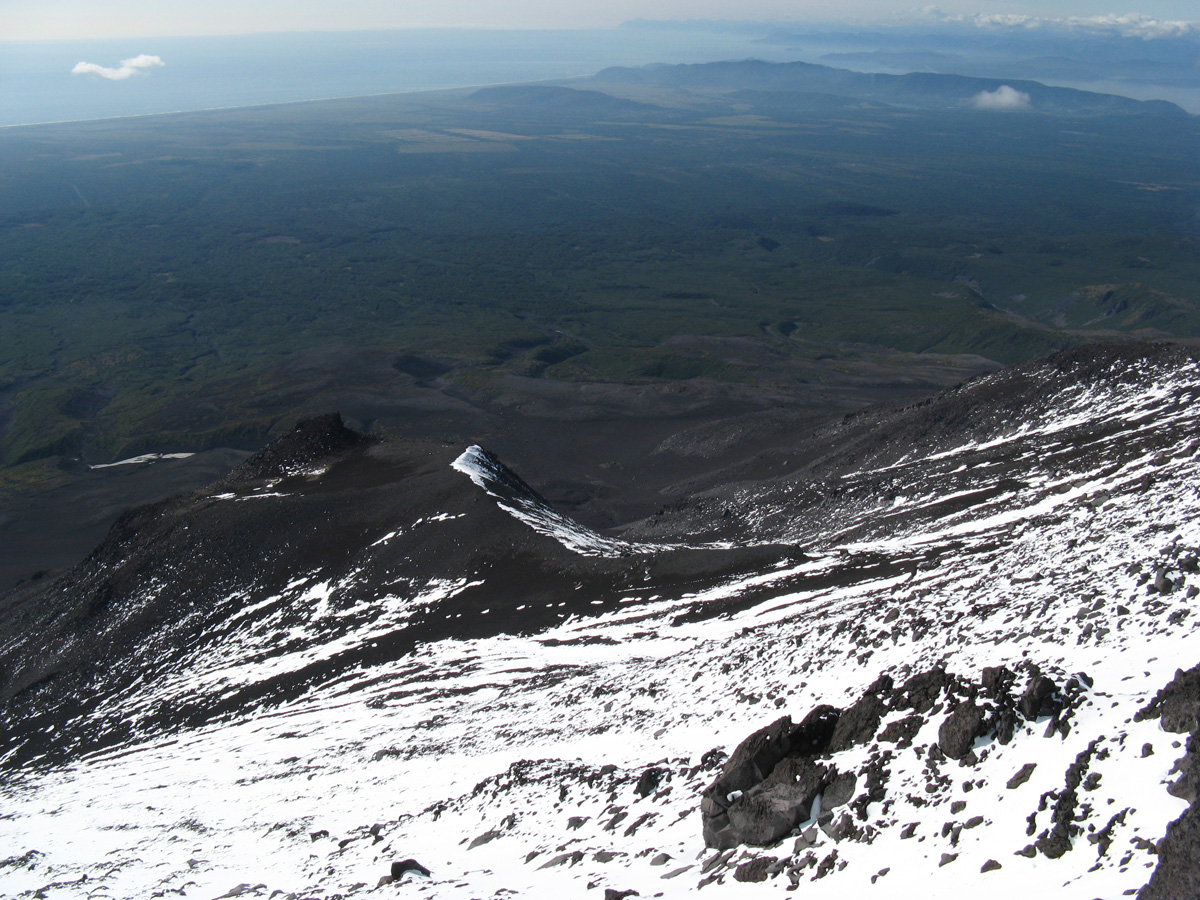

3,360,1200,899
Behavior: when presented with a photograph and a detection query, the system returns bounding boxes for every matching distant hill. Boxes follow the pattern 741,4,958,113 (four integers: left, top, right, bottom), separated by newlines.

594,59,1187,116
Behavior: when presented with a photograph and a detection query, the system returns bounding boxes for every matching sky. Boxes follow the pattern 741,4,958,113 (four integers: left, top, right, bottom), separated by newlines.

2,0,1198,40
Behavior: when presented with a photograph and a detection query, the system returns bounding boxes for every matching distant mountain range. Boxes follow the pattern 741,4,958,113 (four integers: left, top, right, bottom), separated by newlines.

593,58,1188,116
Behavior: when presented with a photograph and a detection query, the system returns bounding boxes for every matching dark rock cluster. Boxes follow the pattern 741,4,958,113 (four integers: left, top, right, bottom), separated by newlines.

701,664,1084,851
700,707,840,849
1136,661,1200,900
0,417,795,769
219,412,374,485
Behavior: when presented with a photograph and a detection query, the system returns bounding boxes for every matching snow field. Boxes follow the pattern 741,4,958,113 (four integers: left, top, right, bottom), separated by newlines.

3,357,1200,898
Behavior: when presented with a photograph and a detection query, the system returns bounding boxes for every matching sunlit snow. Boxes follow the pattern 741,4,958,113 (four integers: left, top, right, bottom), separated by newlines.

3,355,1199,899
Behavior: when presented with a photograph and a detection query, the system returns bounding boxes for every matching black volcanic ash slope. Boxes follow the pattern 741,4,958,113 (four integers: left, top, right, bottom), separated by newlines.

0,415,784,768
3,343,1200,899
622,340,1200,548
2,342,1197,771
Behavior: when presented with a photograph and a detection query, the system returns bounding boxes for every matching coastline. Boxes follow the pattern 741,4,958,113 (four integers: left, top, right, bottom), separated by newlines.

0,74,594,131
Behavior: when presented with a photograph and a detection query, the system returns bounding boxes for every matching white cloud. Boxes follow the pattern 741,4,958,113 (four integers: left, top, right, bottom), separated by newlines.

917,8,1200,39
1072,13,1200,39
971,84,1031,110
71,54,165,81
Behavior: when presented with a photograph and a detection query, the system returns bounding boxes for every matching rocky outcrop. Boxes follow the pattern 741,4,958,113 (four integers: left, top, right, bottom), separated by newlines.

938,700,987,760
828,675,892,752
1137,662,1200,900
1018,675,1061,721
701,708,839,849
702,664,1086,851
1137,664,1200,738
222,412,374,485
1140,798,1200,900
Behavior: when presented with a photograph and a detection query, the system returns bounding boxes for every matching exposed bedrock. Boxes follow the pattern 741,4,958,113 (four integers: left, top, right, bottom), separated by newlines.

701,708,838,850
1137,661,1200,900
701,664,1076,849
704,659,1200,897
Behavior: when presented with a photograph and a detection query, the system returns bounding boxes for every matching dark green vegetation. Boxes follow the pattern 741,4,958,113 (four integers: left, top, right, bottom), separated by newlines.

1,71,1197,493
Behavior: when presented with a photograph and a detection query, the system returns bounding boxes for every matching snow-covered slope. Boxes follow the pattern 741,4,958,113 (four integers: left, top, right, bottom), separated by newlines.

2,343,1199,900
452,443,674,557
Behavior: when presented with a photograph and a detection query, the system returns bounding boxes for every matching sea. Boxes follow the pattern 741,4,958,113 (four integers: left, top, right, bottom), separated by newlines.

0,27,800,128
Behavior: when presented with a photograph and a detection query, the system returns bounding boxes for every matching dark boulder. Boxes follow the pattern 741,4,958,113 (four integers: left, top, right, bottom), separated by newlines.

1035,823,1073,859
390,859,431,879
635,766,668,798
790,705,841,755
823,771,857,809
992,707,1019,745
1018,675,1059,720
820,811,856,841
709,716,796,802
1136,664,1200,735
981,666,1015,698
894,668,952,714
733,856,777,883
537,851,584,869
878,714,923,747
1007,763,1037,789
828,675,892,752
938,700,987,760
701,706,841,849
723,758,833,847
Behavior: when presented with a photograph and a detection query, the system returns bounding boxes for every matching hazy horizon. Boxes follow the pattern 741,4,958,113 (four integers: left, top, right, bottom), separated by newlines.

3,15,1198,129
0,28,801,128
5,1,1200,39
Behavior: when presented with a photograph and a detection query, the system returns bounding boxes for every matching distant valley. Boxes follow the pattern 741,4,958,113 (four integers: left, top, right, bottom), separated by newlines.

1,59,1197,586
